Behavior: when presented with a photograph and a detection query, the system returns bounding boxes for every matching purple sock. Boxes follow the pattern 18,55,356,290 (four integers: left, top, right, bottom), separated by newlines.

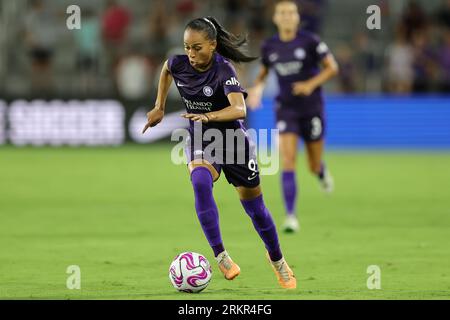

241,194,283,262
282,171,297,216
191,167,224,257
318,162,326,180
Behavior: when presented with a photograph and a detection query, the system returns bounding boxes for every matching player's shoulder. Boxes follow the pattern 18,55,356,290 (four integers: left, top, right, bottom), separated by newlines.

298,30,321,43
168,54,189,72
215,54,232,66
215,54,243,87
298,30,329,55
215,54,237,74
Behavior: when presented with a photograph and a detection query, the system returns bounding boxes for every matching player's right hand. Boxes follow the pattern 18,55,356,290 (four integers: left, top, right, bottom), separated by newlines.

246,87,263,110
292,81,315,96
142,108,164,134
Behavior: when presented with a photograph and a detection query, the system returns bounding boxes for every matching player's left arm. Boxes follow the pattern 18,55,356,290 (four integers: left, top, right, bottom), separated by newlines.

292,53,339,96
182,92,246,123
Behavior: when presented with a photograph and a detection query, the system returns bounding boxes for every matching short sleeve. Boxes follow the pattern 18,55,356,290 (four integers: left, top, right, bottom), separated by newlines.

221,62,248,99
167,55,176,74
311,34,330,63
168,55,186,75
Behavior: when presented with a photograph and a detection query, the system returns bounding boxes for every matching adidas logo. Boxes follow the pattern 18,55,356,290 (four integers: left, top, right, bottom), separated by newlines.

225,77,240,86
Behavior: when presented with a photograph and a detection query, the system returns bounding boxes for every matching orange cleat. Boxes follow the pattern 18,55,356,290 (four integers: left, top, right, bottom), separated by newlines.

216,251,241,280
266,252,297,289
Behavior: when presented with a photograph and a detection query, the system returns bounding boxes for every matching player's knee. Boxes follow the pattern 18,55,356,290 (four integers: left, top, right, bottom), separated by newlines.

282,156,296,171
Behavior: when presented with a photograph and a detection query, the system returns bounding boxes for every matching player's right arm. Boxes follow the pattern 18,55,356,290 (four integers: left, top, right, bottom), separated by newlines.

247,65,269,110
142,60,173,134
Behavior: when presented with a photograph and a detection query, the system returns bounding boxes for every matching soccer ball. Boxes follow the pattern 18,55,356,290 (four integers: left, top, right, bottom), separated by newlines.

169,252,212,293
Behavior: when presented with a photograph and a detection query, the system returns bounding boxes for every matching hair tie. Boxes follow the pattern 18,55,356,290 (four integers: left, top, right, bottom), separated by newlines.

203,18,217,33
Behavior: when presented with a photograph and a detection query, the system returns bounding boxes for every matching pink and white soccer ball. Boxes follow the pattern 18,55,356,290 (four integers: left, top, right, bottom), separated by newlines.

169,252,212,293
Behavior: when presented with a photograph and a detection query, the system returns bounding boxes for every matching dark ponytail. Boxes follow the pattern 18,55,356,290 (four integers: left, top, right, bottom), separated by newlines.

185,16,258,64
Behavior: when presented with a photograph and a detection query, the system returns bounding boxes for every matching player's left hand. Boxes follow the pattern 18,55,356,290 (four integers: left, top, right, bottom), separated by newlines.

292,81,316,96
181,113,210,123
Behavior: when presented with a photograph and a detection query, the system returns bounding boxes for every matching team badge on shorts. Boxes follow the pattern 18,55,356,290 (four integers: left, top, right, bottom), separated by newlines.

203,86,213,97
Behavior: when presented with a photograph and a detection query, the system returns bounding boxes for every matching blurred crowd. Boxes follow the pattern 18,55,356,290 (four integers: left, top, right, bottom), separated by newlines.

2,0,450,99
381,0,450,93
325,0,450,94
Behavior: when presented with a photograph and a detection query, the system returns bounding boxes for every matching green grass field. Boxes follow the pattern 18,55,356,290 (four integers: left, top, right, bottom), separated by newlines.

1,144,449,300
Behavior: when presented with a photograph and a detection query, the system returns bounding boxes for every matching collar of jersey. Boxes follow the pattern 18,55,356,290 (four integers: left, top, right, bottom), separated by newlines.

276,30,301,44
188,53,218,74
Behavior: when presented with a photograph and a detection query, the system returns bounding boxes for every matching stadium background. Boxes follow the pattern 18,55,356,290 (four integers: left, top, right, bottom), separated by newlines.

0,0,449,300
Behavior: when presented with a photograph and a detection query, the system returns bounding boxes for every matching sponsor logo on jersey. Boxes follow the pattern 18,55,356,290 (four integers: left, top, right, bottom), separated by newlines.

274,61,303,76
225,77,240,86
203,86,214,97
182,97,213,112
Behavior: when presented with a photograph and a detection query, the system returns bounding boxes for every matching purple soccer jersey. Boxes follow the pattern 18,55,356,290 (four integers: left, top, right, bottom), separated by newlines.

262,30,330,118
168,53,248,132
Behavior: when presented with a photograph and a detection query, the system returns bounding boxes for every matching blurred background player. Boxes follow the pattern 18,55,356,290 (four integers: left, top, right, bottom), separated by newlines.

142,17,296,289
247,0,339,233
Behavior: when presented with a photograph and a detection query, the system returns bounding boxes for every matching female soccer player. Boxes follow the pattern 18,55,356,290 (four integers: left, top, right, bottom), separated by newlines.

142,17,296,289
247,0,339,233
